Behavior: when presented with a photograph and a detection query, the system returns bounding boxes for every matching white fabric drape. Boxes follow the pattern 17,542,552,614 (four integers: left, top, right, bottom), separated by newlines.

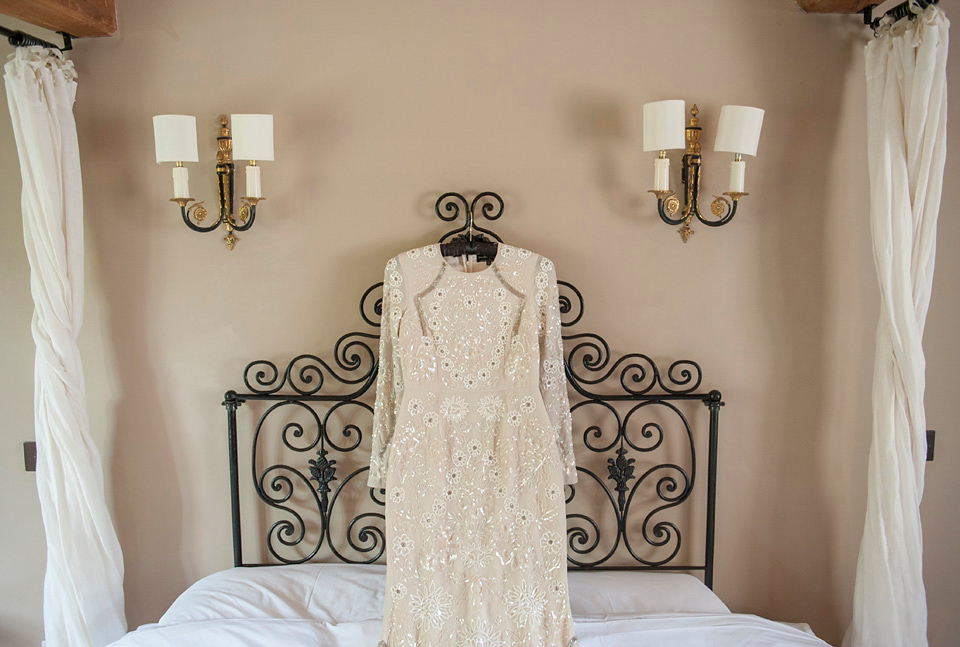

848,7,949,647
4,47,126,647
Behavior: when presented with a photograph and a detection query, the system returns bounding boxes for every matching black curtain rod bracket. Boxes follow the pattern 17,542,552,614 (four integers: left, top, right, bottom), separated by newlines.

863,0,939,34
0,26,73,51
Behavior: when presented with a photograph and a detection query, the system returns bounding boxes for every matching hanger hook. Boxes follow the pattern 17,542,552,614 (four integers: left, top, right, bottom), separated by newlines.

437,191,505,245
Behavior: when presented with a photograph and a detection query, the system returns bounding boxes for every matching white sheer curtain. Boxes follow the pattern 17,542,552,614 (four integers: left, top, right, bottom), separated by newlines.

848,6,949,647
4,47,126,647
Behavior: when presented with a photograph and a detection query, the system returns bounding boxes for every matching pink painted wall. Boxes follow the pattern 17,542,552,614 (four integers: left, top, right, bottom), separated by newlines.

1,2,957,645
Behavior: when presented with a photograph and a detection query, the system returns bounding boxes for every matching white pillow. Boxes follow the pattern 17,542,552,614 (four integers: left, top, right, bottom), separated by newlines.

160,563,727,626
160,563,385,625
567,570,729,618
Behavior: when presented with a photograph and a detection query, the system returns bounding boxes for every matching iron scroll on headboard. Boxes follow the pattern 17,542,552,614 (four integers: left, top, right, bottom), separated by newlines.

222,192,724,587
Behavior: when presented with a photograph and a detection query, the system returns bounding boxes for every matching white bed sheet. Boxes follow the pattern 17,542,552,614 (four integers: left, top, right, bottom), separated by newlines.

111,614,829,647
109,565,829,647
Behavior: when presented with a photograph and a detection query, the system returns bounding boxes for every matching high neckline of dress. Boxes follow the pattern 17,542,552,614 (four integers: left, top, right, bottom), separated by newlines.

437,243,501,276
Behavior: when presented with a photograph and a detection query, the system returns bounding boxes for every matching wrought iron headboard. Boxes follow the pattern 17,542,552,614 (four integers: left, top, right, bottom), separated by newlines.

221,191,723,587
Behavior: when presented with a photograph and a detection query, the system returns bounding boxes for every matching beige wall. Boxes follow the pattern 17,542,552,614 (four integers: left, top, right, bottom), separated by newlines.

1,1,957,645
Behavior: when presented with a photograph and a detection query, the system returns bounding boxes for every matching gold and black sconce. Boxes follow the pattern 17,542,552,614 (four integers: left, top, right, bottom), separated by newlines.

643,101,763,242
153,114,274,250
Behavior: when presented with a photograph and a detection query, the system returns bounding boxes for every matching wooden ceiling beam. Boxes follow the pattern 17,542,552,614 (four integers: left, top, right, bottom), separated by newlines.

796,0,876,13
0,0,116,38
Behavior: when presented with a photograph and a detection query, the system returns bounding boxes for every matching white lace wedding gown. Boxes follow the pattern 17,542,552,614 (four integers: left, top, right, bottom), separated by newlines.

368,243,579,647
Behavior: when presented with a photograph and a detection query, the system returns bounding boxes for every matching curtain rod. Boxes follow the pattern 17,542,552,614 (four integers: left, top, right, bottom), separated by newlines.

0,25,73,51
863,0,939,32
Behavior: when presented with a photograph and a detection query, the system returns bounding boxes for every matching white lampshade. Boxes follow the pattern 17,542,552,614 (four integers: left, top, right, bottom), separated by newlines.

642,100,686,152
714,105,764,156
231,114,274,161
153,115,198,163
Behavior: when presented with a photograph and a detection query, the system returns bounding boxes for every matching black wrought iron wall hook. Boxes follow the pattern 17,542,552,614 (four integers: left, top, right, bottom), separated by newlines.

436,191,503,263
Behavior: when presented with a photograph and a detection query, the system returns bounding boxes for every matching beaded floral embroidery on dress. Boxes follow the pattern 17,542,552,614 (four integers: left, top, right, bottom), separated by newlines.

369,244,578,647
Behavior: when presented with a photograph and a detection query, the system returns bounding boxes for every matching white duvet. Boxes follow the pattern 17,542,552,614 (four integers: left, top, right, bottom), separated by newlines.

109,564,829,647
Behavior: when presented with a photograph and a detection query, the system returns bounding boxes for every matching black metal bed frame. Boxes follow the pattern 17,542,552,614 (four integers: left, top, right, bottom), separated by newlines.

221,192,724,588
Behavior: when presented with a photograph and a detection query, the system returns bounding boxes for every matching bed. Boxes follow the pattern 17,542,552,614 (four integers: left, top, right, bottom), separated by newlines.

111,564,827,646
110,195,830,646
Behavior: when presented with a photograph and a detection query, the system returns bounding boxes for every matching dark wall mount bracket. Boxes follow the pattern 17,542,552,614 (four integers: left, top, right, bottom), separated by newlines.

0,25,72,51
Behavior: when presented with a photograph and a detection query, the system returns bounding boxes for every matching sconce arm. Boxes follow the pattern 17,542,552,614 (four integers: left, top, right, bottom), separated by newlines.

698,192,748,227
230,197,263,232
171,199,223,233
650,190,686,226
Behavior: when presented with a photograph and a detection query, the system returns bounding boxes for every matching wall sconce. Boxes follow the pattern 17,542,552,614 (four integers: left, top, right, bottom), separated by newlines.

644,100,763,242
153,114,274,249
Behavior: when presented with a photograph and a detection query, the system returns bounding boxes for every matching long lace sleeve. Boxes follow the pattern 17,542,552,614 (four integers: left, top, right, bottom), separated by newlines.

368,258,404,489
537,256,577,485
